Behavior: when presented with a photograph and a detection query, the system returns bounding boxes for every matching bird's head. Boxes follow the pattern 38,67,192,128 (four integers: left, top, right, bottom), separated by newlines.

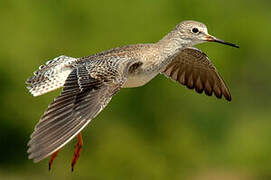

174,20,239,48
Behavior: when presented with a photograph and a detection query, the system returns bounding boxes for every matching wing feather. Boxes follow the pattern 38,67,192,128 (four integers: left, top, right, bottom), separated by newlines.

27,61,129,162
162,47,231,101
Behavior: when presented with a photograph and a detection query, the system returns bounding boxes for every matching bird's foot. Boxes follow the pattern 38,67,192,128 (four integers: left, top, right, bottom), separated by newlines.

71,133,83,172
48,150,59,171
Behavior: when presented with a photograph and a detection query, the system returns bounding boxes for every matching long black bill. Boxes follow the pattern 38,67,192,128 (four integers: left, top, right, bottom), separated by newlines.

207,35,239,48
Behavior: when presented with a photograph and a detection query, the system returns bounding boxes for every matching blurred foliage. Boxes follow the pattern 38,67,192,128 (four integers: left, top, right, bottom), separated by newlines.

0,0,270,179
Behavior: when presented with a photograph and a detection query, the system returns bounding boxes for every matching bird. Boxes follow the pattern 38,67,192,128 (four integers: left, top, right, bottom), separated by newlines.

26,20,239,171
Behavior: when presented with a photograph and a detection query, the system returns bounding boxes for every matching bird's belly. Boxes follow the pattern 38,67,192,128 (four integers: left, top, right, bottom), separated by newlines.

123,72,157,88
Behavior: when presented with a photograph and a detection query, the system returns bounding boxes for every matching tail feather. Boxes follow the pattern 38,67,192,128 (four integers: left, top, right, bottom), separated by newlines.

26,55,77,96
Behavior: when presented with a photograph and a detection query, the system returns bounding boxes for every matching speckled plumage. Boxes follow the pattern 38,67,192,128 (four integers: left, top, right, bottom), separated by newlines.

26,56,77,96
26,20,238,164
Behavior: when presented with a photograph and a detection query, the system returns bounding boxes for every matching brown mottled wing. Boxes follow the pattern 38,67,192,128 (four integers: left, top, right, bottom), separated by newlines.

162,47,231,101
27,65,125,163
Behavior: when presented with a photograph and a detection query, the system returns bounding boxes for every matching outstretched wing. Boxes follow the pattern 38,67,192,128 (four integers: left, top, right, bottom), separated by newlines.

27,63,127,163
162,47,231,101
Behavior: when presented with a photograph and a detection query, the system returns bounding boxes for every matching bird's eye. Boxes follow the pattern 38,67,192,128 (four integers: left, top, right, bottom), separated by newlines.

192,28,199,34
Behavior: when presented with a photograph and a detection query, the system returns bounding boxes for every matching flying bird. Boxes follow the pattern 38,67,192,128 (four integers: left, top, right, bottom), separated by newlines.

26,20,239,171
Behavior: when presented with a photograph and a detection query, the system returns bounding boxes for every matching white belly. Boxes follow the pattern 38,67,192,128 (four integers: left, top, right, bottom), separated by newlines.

123,72,158,88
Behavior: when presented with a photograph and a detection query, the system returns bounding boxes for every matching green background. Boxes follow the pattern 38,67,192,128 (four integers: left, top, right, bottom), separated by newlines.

0,0,271,179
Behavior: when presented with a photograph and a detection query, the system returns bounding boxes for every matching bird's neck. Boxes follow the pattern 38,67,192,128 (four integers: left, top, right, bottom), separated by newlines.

157,29,189,54
151,31,187,70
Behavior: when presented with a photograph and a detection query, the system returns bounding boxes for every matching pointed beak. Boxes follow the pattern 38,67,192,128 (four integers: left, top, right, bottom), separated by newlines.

205,35,239,48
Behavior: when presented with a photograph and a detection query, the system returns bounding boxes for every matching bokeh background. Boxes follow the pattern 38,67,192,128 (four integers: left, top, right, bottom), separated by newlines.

0,0,270,179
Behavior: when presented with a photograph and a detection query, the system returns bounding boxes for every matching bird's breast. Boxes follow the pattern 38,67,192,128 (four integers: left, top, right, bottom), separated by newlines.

122,71,158,88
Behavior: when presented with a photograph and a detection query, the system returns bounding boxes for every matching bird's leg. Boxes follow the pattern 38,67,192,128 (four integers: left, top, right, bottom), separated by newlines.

71,133,83,171
48,150,59,171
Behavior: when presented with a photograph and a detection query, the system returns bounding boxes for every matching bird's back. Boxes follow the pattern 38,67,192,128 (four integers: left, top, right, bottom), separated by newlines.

26,43,154,96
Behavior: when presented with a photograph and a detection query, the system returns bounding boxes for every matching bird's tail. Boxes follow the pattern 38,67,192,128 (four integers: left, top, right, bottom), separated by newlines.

26,55,77,96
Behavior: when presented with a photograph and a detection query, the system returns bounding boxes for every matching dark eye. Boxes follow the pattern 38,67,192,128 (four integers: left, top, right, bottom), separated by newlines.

192,28,199,33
